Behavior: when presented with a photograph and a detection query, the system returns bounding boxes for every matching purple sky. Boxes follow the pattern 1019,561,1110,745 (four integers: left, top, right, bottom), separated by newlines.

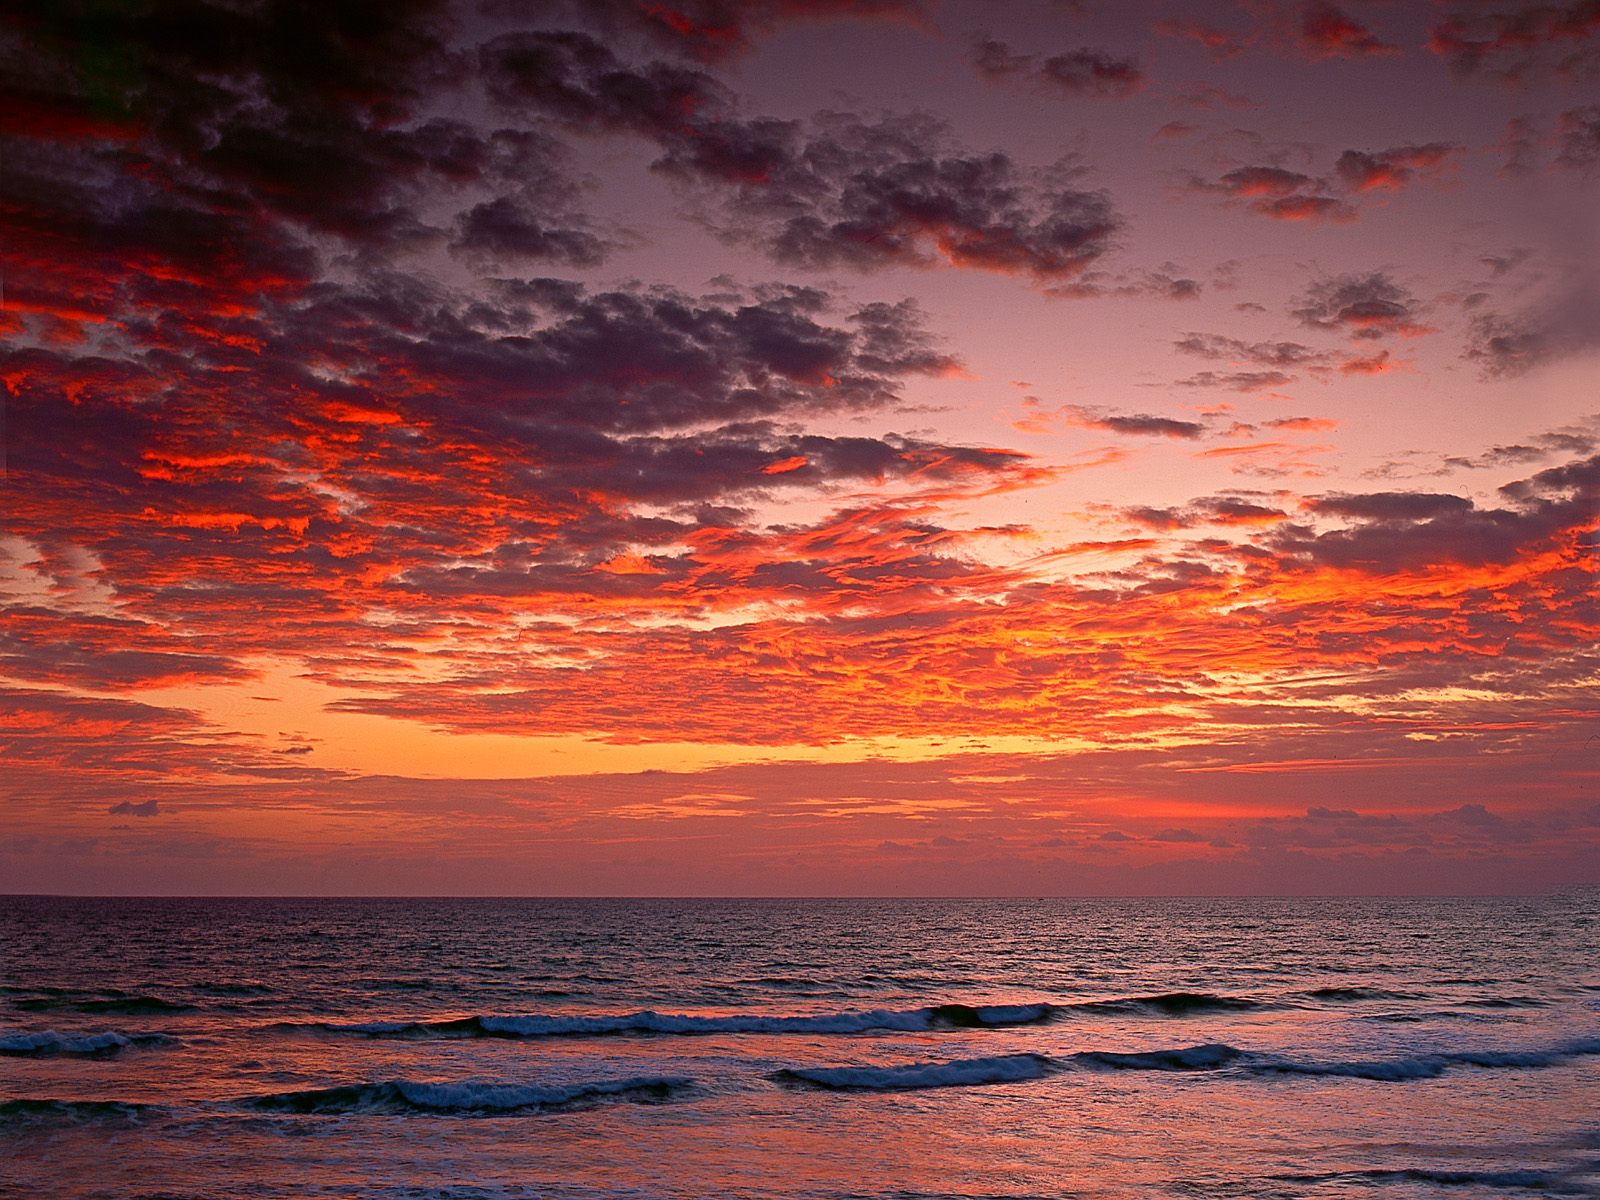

2,0,1597,894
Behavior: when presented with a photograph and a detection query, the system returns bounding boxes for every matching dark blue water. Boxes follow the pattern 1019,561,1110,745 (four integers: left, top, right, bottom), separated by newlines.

2,895,1597,1198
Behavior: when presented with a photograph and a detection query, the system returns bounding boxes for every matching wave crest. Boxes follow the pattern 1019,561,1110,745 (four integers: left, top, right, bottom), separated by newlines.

775,1053,1058,1091
0,1030,176,1057
1071,1043,1243,1071
0,1099,154,1125
1068,993,1264,1016
243,1075,694,1115
312,1002,1059,1040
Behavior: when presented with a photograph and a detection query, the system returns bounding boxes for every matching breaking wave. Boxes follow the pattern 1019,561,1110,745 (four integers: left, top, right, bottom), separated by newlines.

769,1037,1600,1092
0,1030,177,1057
775,1053,1059,1091
0,1099,155,1125
241,1075,693,1115
1071,1043,1243,1071
298,994,1276,1042
1298,987,1424,1003
1064,992,1266,1016
305,1002,1059,1039
1269,1168,1579,1192
1247,1038,1600,1082
10,990,194,1015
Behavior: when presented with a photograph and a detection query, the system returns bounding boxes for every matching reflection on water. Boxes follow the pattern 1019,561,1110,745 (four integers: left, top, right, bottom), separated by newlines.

2,895,1597,1198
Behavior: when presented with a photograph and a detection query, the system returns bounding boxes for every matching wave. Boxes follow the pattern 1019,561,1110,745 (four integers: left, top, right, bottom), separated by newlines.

1271,1168,1577,1192
1070,1043,1243,1071
307,1002,1060,1039
1068,992,1267,1017
0,1099,154,1126
1362,1010,1513,1024
191,982,275,996
0,1030,177,1057
301,995,1266,1041
1459,996,1550,1009
1248,1038,1600,1082
1299,987,1424,1003
770,1036,1600,1092
13,993,193,1015
1064,992,1265,1016
775,1053,1058,1091
242,1075,693,1115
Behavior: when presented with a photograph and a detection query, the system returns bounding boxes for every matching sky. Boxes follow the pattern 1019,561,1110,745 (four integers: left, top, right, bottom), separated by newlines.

1,0,1597,896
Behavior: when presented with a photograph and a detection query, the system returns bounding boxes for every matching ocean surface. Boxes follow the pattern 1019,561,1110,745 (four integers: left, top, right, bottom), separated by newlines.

2,894,1597,1200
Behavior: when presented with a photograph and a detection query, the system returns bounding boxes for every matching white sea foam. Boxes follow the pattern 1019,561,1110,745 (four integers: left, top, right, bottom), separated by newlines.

1249,1037,1600,1082
1070,1043,1242,1071
776,1052,1058,1090
244,1074,694,1114
329,1002,1058,1039
0,1030,175,1056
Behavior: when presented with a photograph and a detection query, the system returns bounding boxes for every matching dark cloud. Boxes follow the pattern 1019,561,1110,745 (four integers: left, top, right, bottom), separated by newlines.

1125,496,1289,530
1274,457,1599,572
1312,492,1476,522
1465,277,1600,377
1175,85,1257,110
1175,333,1325,367
481,32,1120,281
1465,313,1551,376
1214,166,1314,196
451,196,607,267
1291,273,1432,339
1187,140,1457,225
1299,2,1396,58
0,686,300,781
1066,408,1207,438
1556,105,1600,171
1499,450,1600,503
1429,3,1600,82
502,0,929,63
1173,332,1402,386
1254,195,1356,221
1174,370,1296,392
1187,166,1355,222
1197,498,1289,525
1154,19,1253,59
1,239,1040,700
1496,116,1542,176
972,37,1033,78
1334,144,1461,191
718,115,1120,280
974,39,1144,97
1038,49,1144,96
109,799,161,817
1481,248,1535,277
1046,266,1202,301
1149,827,1206,843
0,0,623,331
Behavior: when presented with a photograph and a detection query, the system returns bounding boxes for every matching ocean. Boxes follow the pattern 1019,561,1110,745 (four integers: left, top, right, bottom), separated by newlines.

2,894,1597,1199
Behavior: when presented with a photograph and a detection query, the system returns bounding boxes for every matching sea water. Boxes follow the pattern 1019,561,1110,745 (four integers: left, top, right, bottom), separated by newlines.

2,894,1597,1199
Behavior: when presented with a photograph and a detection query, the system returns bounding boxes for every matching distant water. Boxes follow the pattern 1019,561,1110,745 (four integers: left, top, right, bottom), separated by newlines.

2,895,1597,1199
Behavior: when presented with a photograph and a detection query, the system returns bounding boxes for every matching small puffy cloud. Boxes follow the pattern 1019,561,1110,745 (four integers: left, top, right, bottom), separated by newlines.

1299,2,1397,58
1556,106,1600,172
1334,144,1461,192
974,38,1144,97
108,799,161,817
1063,407,1208,438
1291,273,1433,339
1428,3,1600,83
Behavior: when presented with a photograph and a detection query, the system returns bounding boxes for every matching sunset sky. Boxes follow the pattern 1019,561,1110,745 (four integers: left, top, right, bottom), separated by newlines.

2,0,1597,895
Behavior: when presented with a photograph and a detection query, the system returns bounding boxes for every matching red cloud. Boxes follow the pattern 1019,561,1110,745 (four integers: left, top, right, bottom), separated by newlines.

1299,2,1397,58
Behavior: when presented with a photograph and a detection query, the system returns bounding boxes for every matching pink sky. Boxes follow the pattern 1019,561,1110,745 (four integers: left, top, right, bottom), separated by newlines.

2,0,1597,893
